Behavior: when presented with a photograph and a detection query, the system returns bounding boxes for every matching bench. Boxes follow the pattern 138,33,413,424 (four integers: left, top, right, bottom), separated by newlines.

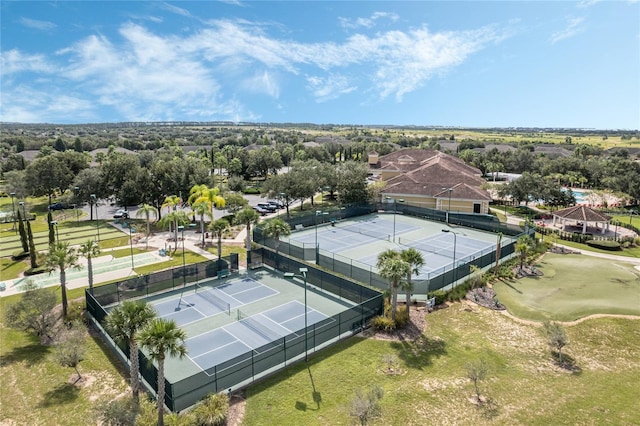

159,249,167,257
217,269,230,279
188,223,197,229
330,218,337,227
0,282,5,291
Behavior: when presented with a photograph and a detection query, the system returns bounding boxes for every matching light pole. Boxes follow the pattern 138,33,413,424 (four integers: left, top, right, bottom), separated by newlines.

50,220,59,243
442,187,453,224
91,194,100,241
178,225,186,286
284,267,309,361
315,210,328,263
9,192,16,234
441,229,458,290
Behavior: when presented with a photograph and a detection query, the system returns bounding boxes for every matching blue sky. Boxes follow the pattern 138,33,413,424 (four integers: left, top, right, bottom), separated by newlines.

1,1,638,129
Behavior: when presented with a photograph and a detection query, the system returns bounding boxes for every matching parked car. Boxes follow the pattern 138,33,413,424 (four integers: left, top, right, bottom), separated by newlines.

48,202,67,210
252,206,269,216
257,203,277,212
267,200,284,209
113,209,129,219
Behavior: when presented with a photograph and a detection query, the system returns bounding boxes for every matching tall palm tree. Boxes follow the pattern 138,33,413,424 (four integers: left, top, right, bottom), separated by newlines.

158,210,190,252
162,194,181,216
234,207,261,250
399,247,424,306
45,241,80,318
135,204,159,249
191,200,212,247
188,184,225,225
376,249,410,322
105,300,156,402
261,218,291,254
79,239,101,295
138,318,188,426
209,218,230,259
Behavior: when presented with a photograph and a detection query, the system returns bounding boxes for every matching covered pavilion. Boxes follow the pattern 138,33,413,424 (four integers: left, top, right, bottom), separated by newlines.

551,205,611,234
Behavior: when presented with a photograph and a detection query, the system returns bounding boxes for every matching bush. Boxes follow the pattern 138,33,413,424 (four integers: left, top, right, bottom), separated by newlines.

370,315,396,331
427,289,447,306
242,187,261,194
585,239,621,251
66,301,86,325
446,281,474,302
192,392,229,426
394,306,410,328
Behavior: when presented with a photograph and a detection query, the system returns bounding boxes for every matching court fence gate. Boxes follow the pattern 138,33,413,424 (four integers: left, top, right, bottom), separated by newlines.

86,251,383,412
254,203,534,293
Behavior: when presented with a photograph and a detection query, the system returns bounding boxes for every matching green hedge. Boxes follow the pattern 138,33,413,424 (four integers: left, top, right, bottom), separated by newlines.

585,239,621,251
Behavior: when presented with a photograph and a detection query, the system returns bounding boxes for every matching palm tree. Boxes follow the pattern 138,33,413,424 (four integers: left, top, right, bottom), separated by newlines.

188,184,225,226
79,239,101,295
44,241,80,318
261,218,291,254
515,235,533,271
138,318,188,426
209,218,230,259
162,194,181,216
376,249,410,322
234,207,261,250
105,300,156,402
399,247,424,306
136,204,159,249
158,210,190,252
191,200,212,247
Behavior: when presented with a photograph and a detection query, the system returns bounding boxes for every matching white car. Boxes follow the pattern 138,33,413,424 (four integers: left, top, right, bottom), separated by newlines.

113,209,129,219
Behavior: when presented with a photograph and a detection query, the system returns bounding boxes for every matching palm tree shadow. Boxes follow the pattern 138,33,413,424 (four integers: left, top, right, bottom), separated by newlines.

38,382,81,407
389,335,447,369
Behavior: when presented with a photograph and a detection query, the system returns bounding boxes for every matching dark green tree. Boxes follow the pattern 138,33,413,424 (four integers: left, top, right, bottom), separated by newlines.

26,219,37,269
17,209,29,253
4,281,57,344
47,210,55,245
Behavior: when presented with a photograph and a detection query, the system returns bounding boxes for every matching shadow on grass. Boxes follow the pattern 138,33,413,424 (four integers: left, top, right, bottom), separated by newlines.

0,336,51,367
551,351,582,375
38,382,81,407
502,279,523,294
389,335,447,369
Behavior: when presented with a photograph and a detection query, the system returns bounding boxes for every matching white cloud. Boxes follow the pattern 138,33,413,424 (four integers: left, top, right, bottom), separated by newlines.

306,74,357,102
19,17,56,31
0,49,53,75
339,12,399,29
550,17,585,44
2,17,510,121
242,70,280,98
0,86,95,123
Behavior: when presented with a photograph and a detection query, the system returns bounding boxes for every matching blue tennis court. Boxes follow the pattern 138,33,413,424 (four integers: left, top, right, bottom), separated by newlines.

153,277,279,327
290,216,420,252
186,300,332,375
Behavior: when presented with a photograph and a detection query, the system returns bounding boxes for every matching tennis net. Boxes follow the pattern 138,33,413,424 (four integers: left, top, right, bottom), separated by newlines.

337,225,390,242
195,285,230,315
398,237,455,258
237,309,281,341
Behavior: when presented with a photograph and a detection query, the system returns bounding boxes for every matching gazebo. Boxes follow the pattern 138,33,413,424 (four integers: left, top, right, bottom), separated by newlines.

552,205,612,234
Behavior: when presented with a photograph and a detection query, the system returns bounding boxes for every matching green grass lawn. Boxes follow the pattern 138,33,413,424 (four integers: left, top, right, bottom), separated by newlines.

493,253,640,322
243,304,640,425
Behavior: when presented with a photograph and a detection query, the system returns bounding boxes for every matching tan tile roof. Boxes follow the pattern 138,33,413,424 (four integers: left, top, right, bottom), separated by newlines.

378,149,490,200
553,205,611,222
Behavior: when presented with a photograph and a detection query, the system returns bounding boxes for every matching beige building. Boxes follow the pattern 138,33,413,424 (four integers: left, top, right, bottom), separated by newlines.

371,149,492,215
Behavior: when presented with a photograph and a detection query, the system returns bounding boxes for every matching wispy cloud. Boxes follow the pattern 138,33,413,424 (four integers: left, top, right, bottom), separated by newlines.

306,74,357,102
19,17,56,31
577,0,602,8
550,17,585,44
339,12,399,29
1,17,509,122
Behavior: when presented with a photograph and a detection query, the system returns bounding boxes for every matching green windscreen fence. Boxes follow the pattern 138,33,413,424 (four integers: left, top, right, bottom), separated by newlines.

254,203,532,292
86,250,383,412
